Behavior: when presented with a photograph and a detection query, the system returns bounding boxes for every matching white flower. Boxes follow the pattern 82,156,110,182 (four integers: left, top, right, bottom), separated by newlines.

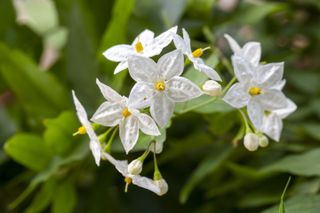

101,152,163,195
153,179,168,196
261,98,297,141
224,34,261,66
223,56,288,130
173,28,221,81
128,159,143,175
243,133,259,151
103,26,178,74
72,91,101,166
128,50,203,128
91,79,160,154
258,134,269,147
202,80,222,96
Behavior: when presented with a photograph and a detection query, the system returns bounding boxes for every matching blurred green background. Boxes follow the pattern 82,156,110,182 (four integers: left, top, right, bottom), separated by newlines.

0,0,320,212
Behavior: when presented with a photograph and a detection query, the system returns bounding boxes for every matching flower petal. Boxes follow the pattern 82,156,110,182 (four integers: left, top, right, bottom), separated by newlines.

119,116,139,154
224,34,241,53
173,33,189,54
128,82,155,109
136,112,160,136
247,99,263,130
274,98,297,119
241,42,261,66
232,56,254,82
256,62,284,89
182,28,192,52
194,62,222,81
158,50,184,80
132,29,154,46
114,61,128,74
262,113,283,142
103,44,133,62
72,91,101,166
258,90,288,110
166,76,202,102
128,55,158,83
91,101,123,126
223,83,250,108
101,152,129,176
132,176,161,195
96,79,123,102
150,93,175,128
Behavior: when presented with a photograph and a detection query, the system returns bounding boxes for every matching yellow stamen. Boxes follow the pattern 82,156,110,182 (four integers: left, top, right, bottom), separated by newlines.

122,107,131,118
124,177,132,192
192,47,210,58
135,41,143,53
154,81,166,91
249,87,262,96
73,126,86,136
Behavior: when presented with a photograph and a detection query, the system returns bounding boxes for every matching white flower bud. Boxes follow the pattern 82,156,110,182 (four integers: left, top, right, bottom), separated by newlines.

202,80,222,96
243,133,259,151
258,135,269,148
154,179,168,196
128,159,143,175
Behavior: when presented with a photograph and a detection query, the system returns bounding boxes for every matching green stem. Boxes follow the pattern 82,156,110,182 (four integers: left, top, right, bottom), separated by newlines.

104,127,118,152
239,109,251,133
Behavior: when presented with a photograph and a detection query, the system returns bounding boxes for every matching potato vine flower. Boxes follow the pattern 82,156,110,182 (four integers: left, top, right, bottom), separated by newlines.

223,56,288,130
224,34,261,66
72,91,101,166
101,152,165,196
173,28,221,81
243,132,259,151
91,79,160,154
103,26,177,74
128,50,203,128
261,98,297,141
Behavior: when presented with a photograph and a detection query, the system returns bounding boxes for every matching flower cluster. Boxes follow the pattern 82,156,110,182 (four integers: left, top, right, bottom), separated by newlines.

72,27,296,195
223,34,296,151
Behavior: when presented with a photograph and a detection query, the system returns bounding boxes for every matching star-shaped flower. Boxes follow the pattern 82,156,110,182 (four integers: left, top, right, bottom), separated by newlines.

72,91,101,166
261,98,297,141
128,50,203,128
223,56,288,130
224,34,261,66
101,152,167,196
91,79,160,154
103,26,177,74
173,28,221,81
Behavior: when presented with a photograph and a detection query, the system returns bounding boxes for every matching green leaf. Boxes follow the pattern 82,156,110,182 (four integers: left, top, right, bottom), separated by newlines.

52,181,77,213
0,43,70,119
179,145,233,203
4,134,53,171
261,148,320,176
303,123,320,141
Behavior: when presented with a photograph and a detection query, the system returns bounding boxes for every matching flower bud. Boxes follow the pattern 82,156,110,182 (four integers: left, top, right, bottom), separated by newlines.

243,133,259,151
258,134,269,148
154,178,168,196
128,159,143,175
202,80,222,96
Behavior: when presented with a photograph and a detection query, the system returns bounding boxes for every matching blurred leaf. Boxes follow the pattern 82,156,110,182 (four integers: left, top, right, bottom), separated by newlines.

4,134,52,171
0,43,70,119
52,180,76,213
303,123,320,141
207,111,237,135
180,144,232,203
289,72,320,95
44,27,68,49
261,148,320,176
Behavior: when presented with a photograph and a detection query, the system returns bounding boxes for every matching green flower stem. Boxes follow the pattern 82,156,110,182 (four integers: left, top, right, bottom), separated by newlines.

153,151,162,180
239,109,251,133
138,149,150,162
104,127,118,153
98,127,114,144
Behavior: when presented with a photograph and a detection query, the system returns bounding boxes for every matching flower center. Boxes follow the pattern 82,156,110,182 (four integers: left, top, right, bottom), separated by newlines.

122,107,131,118
78,126,86,134
154,81,166,91
249,86,262,96
135,41,143,53
124,176,132,192
191,47,210,58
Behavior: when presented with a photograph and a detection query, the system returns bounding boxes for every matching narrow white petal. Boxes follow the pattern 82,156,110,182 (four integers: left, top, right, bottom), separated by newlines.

166,76,202,102
241,42,261,66
224,34,241,53
136,113,160,136
158,50,184,80
232,56,254,82
258,90,288,110
114,61,128,74
256,62,284,88
223,83,250,108
194,62,222,81
119,116,139,154
274,98,297,119
182,28,192,52
91,101,123,126
128,55,158,83
101,152,129,176
132,29,154,46
262,113,283,142
132,176,161,195
103,44,133,62
272,79,286,90
128,82,155,109
150,93,175,128
72,91,101,166
173,34,189,54
247,99,263,130
96,79,123,102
